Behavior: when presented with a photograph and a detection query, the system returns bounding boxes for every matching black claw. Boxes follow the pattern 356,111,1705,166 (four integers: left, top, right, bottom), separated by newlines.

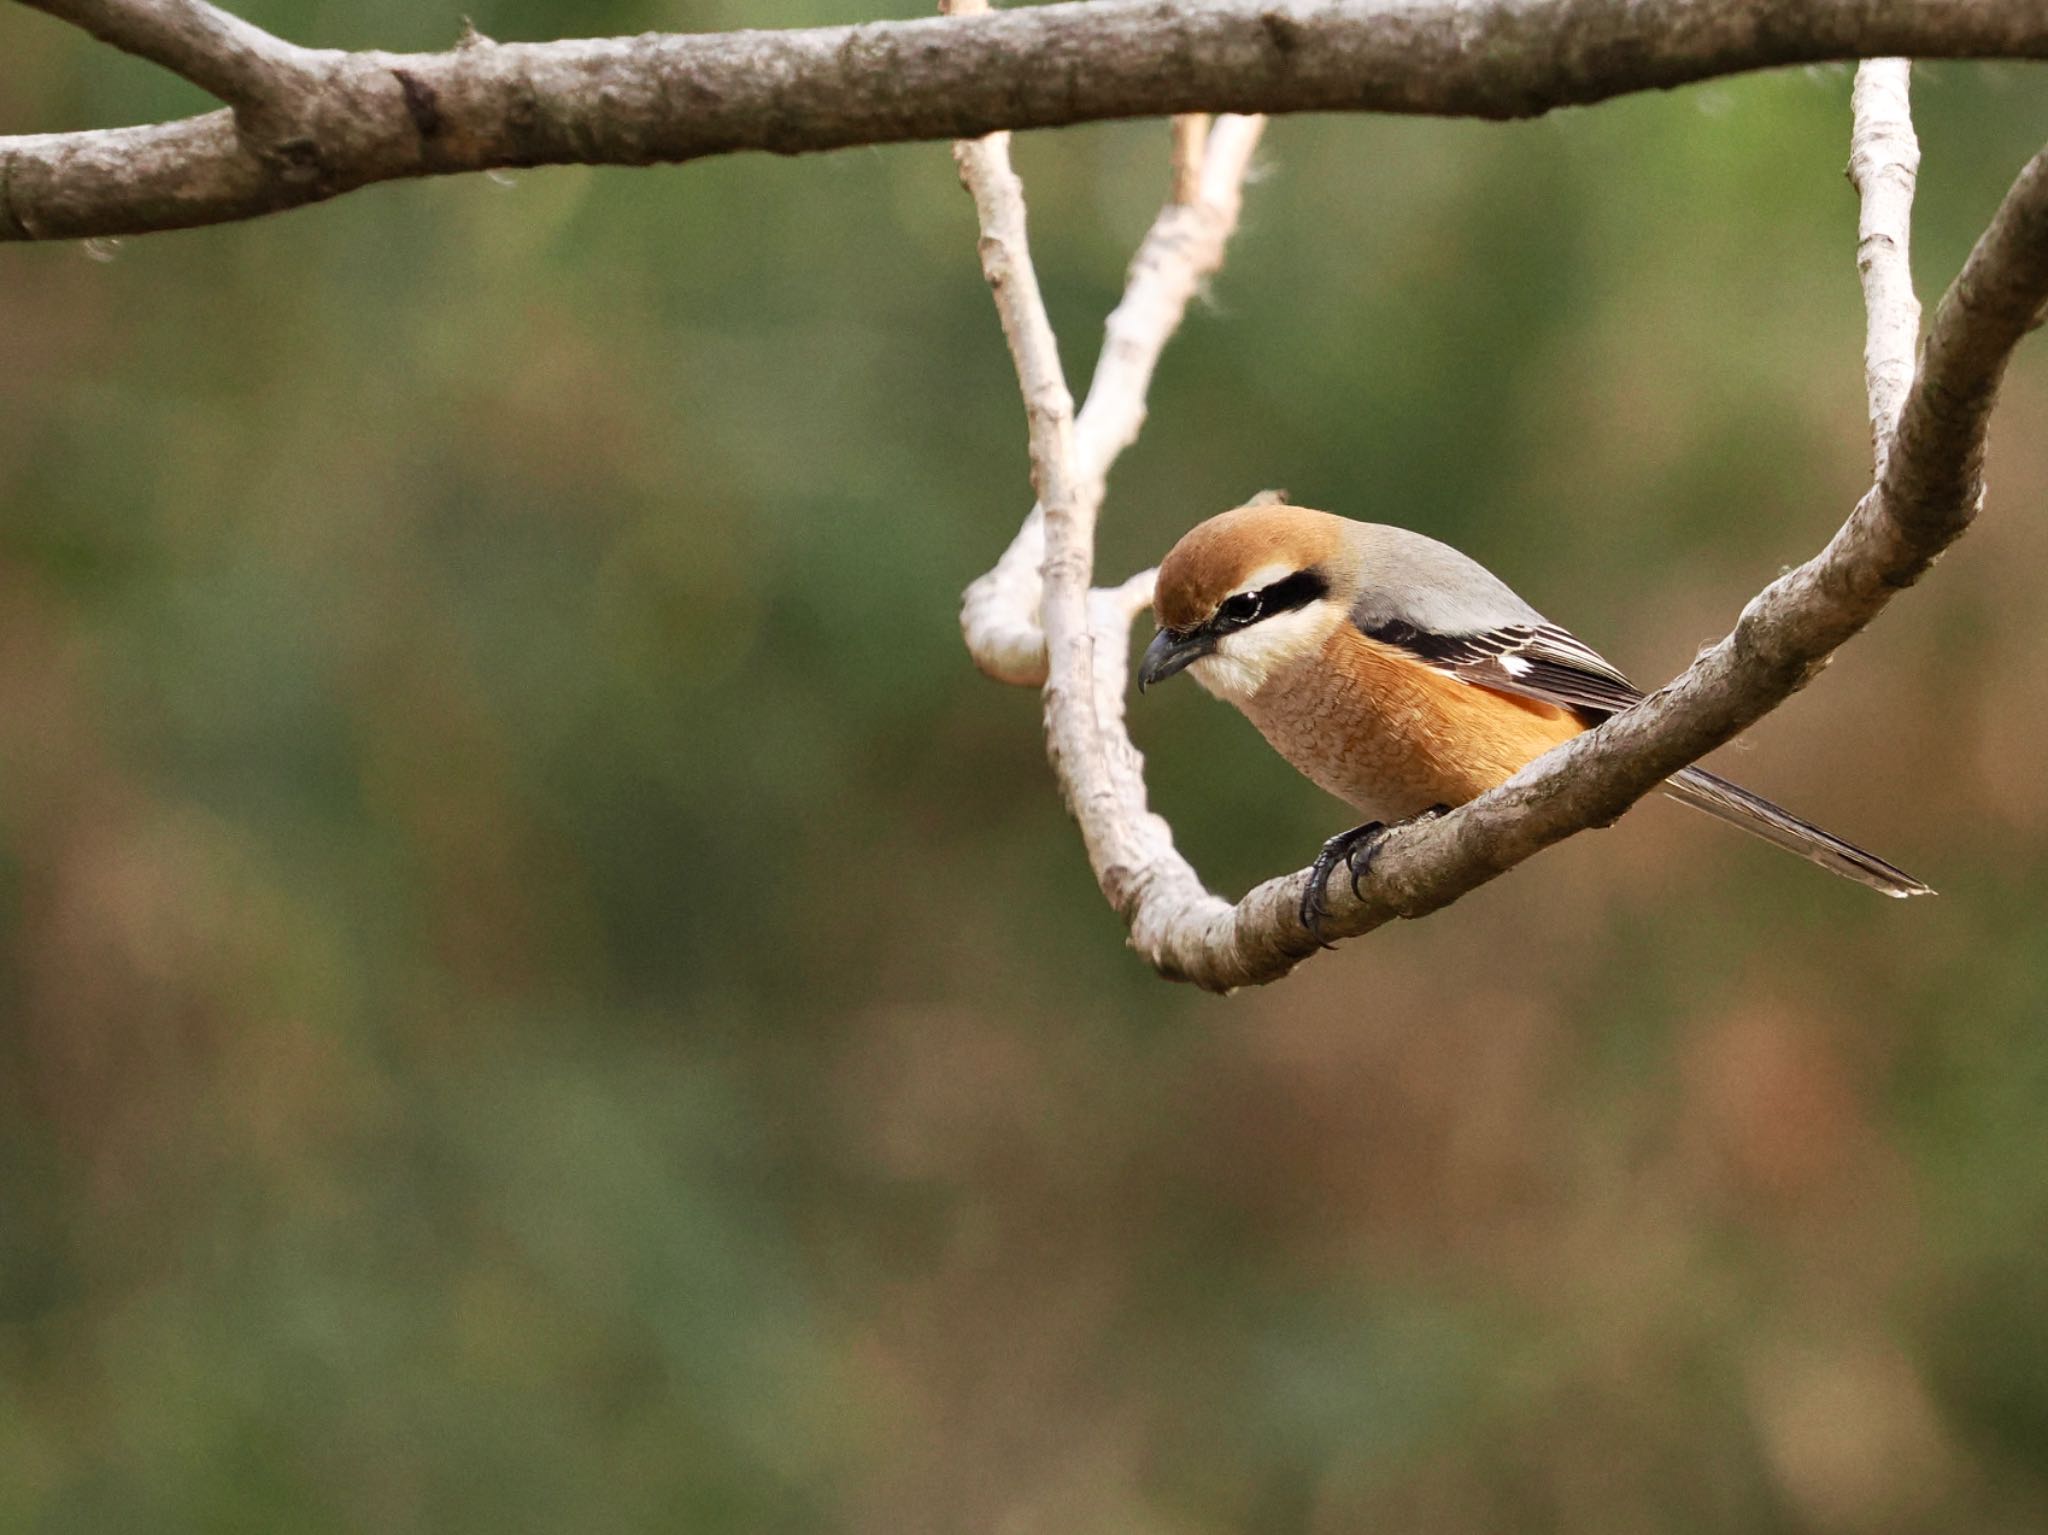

1343,826,1394,900
1297,805,1455,942
1301,821,1385,943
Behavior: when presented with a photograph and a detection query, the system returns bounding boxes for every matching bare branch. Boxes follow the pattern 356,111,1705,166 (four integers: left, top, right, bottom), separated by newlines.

16,0,312,123
960,114,1264,686
948,13,1251,961
958,506,1054,688
961,67,2046,988
10,0,2048,241
1849,59,1921,464
1170,115,1209,206
1133,140,2048,991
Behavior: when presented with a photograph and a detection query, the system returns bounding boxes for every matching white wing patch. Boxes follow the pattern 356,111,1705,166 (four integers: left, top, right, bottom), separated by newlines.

1362,618,1645,719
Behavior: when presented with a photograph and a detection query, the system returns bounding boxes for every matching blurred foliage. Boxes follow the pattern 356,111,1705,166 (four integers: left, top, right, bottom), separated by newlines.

3,4,2048,1531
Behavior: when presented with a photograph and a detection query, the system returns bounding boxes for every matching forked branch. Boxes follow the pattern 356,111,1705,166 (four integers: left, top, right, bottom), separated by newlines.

960,58,2042,991
14,3,2037,990
959,111,1264,686
16,0,309,120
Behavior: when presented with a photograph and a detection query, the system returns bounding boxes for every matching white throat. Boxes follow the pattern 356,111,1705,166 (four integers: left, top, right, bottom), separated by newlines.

1188,600,1341,705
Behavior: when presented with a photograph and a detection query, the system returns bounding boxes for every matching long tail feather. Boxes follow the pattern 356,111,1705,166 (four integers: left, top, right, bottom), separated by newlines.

1662,766,1933,899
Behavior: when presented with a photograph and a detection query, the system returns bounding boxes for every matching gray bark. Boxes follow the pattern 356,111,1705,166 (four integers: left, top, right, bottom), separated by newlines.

8,0,2048,240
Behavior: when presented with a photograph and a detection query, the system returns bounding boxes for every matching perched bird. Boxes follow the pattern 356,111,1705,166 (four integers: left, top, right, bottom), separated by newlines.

1136,502,1931,931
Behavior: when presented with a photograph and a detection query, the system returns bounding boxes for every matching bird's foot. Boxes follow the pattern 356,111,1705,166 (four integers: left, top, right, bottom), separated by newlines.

1301,822,1383,946
1298,805,1452,944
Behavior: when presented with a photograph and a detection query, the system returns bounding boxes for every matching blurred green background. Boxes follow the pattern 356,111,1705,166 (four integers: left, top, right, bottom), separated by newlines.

4,3,2048,1530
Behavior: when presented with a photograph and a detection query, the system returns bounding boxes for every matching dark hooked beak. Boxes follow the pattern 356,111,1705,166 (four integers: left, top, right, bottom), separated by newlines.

1137,627,1214,692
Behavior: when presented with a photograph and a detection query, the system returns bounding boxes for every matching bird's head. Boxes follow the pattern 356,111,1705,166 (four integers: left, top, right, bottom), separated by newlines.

1139,502,1353,703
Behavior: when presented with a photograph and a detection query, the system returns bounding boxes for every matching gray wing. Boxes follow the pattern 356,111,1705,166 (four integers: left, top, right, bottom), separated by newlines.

1362,617,1644,721
1340,523,1643,719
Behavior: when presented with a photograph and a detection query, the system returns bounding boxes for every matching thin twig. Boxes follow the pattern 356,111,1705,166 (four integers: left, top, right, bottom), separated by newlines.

11,0,2048,241
1849,59,1921,465
17,0,310,123
1171,115,1209,205
960,114,1264,684
947,4,1240,958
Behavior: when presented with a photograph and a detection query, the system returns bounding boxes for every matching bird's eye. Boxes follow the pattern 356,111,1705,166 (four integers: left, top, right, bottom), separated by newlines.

1217,592,1262,628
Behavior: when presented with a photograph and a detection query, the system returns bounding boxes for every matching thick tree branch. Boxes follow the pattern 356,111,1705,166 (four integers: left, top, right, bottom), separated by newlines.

17,0,310,121
10,0,2048,241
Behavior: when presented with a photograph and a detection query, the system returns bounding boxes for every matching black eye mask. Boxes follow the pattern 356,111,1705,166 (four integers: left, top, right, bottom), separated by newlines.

1139,568,1330,690
1217,568,1328,632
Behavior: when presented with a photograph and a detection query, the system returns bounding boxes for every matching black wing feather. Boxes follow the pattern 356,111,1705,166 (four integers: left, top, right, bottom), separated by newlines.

1364,618,1643,721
